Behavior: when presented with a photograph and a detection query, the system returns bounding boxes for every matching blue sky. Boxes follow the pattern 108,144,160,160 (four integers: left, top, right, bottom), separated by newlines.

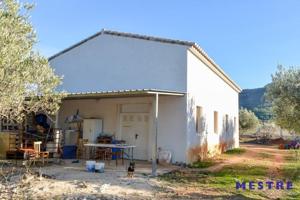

25,0,300,89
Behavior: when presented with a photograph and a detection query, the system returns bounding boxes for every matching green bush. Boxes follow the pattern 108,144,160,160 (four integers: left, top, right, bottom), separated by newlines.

188,160,216,168
224,148,246,155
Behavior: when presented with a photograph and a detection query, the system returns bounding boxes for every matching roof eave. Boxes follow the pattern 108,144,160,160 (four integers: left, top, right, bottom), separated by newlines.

64,89,185,100
188,45,242,93
48,29,193,61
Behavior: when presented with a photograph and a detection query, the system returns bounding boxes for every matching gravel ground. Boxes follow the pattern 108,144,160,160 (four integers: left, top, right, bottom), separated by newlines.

0,160,178,200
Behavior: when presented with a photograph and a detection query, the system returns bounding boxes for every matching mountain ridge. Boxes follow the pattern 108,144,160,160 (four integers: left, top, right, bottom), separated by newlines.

239,86,272,121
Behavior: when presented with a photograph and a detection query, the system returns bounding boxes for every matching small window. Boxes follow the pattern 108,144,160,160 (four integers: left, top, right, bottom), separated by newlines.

196,106,203,133
214,111,218,134
225,114,229,132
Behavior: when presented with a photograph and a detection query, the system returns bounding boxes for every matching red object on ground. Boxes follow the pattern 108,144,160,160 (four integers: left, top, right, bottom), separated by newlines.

278,144,285,149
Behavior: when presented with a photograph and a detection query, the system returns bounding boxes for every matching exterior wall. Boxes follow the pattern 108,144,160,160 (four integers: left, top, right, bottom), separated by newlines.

155,96,187,163
58,96,186,162
186,50,239,163
50,33,240,163
50,34,188,93
58,98,132,135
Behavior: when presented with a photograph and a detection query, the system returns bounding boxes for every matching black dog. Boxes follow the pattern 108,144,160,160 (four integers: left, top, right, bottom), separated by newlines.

127,161,135,178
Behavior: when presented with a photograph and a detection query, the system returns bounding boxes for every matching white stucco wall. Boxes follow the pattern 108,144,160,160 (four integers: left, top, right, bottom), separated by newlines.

50,34,188,93
50,33,240,163
58,96,186,162
155,96,187,162
186,50,239,163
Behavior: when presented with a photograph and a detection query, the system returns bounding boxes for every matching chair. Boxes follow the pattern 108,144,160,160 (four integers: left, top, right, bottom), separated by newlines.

95,147,124,166
95,137,111,161
95,147,109,160
106,148,124,166
27,141,49,166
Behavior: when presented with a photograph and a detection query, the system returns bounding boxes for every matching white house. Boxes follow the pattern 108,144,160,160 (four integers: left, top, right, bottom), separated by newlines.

49,29,241,164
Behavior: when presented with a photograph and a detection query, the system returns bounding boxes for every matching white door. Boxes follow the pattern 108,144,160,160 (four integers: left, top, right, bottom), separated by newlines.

83,119,103,142
120,113,149,160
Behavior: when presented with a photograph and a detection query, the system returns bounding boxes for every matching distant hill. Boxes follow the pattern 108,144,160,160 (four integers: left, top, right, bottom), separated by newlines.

239,87,266,109
239,86,272,121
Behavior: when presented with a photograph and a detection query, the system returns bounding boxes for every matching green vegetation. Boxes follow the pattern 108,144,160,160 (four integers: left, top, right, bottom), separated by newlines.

188,160,216,168
160,164,269,199
224,148,246,155
258,152,273,159
239,87,266,111
159,148,300,199
266,65,300,133
282,150,300,199
0,0,64,122
240,65,300,131
239,87,272,121
209,165,270,199
252,106,273,122
239,108,260,134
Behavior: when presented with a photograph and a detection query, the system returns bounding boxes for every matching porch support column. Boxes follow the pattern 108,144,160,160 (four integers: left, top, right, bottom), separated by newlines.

152,93,159,176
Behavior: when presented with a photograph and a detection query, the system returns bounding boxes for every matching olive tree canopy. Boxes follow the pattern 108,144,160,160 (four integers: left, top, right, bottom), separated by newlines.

0,0,64,122
239,108,260,134
266,66,300,134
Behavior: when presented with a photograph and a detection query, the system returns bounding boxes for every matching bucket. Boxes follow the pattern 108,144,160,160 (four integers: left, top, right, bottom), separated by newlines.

95,162,105,173
86,160,96,172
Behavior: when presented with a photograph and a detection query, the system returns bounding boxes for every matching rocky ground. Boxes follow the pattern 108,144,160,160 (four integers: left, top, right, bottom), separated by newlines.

1,143,298,200
0,160,178,200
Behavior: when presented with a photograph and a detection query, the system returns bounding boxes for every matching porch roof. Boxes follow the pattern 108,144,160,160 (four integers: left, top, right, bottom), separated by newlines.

64,89,185,100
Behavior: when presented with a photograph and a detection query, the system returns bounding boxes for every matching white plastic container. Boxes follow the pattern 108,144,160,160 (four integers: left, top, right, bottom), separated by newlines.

95,162,105,173
64,130,79,145
86,160,96,172
158,150,172,164
46,142,59,153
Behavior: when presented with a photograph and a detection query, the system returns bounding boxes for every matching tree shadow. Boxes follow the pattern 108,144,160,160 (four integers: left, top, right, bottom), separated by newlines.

219,117,236,153
186,97,208,162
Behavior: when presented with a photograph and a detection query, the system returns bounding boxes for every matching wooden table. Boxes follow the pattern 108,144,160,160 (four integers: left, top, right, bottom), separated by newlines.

19,148,36,158
84,143,136,161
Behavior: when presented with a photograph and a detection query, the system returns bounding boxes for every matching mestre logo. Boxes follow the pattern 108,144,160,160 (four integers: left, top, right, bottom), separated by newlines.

236,181,293,190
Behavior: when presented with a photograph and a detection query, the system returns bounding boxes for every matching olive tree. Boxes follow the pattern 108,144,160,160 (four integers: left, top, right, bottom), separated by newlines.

0,0,64,122
266,66,300,134
239,108,260,134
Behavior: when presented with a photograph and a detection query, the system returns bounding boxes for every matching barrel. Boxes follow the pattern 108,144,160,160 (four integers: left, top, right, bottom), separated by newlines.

62,145,77,159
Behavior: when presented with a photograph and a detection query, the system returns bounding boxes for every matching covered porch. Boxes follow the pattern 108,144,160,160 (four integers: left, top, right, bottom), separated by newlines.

58,89,185,175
